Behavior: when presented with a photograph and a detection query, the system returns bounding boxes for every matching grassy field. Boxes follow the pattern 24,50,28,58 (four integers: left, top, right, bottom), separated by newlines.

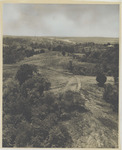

3,49,118,148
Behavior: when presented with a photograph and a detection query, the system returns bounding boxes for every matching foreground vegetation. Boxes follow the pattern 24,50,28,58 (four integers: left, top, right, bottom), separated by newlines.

3,64,86,147
3,36,119,147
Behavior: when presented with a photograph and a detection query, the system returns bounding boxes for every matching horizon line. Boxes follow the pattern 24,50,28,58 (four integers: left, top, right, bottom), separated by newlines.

3,34,119,39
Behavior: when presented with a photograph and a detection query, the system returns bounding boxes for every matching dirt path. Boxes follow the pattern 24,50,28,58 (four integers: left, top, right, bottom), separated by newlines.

62,76,81,92
47,69,118,148
61,75,118,148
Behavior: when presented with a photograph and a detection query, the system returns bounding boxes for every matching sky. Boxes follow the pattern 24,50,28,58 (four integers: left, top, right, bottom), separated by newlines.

3,4,119,37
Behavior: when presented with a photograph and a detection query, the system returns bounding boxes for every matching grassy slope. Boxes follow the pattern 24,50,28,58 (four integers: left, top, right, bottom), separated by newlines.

3,50,118,148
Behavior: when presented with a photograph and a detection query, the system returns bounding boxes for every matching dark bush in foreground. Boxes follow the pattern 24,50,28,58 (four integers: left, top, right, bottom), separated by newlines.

3,65,87,148
103,84,118,112
45,125,72,148
15,120,33,147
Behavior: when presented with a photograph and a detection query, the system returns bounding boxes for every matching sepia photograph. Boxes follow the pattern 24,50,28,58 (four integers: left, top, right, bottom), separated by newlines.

2,2,119,148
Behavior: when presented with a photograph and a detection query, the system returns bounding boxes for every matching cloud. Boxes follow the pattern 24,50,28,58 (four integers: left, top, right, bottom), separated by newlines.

3,4,119,37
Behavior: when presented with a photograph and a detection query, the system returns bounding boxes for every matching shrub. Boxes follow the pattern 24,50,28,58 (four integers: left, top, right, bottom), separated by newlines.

103,84,118,112
96,72,107,87
3,119,17,147
59,90,85,113
20,74,51,98
68,61,73,72
25,49,34,57
112,67,119,83
31,113,59,147
40,49,45,53
45,125,72,148
15,120,33,147
16,64,37,85
72,67,85,75
3,80,23,115
62,51,66,56
43,92,55,106
3,45,26,64
31,104,49,121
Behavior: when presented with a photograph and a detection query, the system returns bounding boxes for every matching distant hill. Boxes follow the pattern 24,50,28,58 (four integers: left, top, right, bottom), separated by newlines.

53,37,119,44
3,35,119,44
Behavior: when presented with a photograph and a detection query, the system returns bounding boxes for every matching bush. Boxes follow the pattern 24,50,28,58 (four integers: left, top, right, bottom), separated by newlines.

45,125,72,148
30,113,59,147
43,92,55,106
40,49,45,53
3,45,26,64
68,61,73,72
20,74,51,98
112,67,119,83
16,64,37,85
62,51,66,56
3,119,17,147
72,67,85,75
25,49,34,57
103,84,118,112
15,120,33,147
96,72,107,87
3,74,58,147
59,90,85,113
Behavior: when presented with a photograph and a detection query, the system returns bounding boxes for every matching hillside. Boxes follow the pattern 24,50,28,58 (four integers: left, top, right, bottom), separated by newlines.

3,50,118,148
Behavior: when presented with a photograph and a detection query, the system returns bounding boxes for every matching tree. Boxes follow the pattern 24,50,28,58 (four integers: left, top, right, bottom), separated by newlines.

20,74,51,99
16,64,37,85
62,51,66,56
112,66,119,83
69,61,73,72
96,72,107,87
103,84,118,112
112,44,119,83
